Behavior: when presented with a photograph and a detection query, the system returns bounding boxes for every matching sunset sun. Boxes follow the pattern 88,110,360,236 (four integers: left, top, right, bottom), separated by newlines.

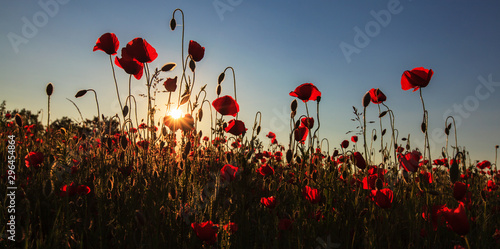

169,108,183,119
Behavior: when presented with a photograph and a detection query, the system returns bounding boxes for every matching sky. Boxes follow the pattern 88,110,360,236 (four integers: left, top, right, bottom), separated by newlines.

1,0,499,164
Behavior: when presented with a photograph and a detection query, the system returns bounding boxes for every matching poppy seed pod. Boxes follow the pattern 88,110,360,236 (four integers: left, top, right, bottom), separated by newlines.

46,82,53,96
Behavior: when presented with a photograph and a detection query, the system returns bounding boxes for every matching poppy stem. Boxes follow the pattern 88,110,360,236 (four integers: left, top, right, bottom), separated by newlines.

87,89,101,131
378,104,384,164
382,103,396,166
419,88,432,176
363,106,369,165
305,102,313,155
495,145,498,173
223,67,238,119
109,55,124,120
46,95,51,144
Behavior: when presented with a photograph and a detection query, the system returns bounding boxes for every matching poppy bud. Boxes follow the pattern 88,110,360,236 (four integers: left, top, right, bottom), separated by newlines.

218,72,225,84
46,82,53,96
382,129,386,136
316,96,321,103
198,108,203,122
291,99,297,112
375,178,383,190
216,84,222,96
170,18,176,31
373,134,377,141
291,110,296,119
445,127,449,136
162,126,167,136
75,89,88,98
362,91,371,108
161,62,176,72
333,149,339,157
449,160,460,183
256,126,261,135
295,120,301,129
379,111,388,118
421,122,427,133
120,135,128,148
15,114,23,127
122,105,129,117
286,149,293,162
189,59,196,72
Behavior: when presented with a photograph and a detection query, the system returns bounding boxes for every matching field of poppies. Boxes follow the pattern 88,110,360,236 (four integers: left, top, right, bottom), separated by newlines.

1,9,500,249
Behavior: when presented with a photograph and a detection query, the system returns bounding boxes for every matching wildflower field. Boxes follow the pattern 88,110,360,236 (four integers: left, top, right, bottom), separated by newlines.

1,9,499,249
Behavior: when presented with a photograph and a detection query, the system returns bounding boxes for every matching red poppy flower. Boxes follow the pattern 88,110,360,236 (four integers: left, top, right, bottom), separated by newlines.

420,171,433,184
431,204,447,231
163,76,177,92
441,202,470,236
353,152,366,170
486,180,498,192
300,117,314,129
220,164,239,182
224,119,247,136
260,196,277,209
163,114,194,132
266,132,276,139
398,150,421,172
302,186,321,204
179,114,195,132
433,158,449,167
25,151,44,169
93,33,119,55
453,182,467,201
136,140,149,150
369,88,386,104
289,83,321,102
362,174,378,190
476,160,491,170
188,40,205,62
278,218,293,231
59,182,91,197
256,164,274,176
351,135,358,143
212,95,239,116
223,222,238,234
115,47,143,80
401,67,434,92
369,188,393,209
341,140,349,149
294,125,308,144
125,38,158,63
191,221,218,245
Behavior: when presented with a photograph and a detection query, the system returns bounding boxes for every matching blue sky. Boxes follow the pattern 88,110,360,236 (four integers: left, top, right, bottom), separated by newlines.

1,0,499,164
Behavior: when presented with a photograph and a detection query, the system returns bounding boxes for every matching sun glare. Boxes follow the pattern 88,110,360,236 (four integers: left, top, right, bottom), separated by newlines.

169,108,183,119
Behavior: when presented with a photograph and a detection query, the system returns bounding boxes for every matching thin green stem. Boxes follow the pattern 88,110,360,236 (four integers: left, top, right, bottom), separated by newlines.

109,55,124,119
